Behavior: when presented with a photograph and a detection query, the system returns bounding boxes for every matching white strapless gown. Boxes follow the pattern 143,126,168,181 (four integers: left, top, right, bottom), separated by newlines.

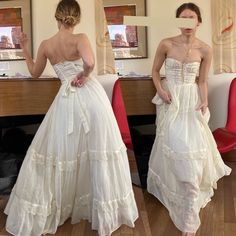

147,58,231,233
4,60,138,236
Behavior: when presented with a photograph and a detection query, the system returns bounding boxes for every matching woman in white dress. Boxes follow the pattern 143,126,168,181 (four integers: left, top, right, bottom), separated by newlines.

4,0,138,235
147,2,231,236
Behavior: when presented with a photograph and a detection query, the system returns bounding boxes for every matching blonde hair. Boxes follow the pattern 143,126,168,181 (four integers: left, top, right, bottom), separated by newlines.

55,0,81,27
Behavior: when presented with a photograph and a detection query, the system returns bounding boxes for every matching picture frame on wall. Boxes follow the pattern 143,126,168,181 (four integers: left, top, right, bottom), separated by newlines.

0,0,32,61
103,0,147,60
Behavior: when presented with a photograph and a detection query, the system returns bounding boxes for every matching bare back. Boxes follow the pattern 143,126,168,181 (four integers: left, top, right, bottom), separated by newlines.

31,31,94,78
43,32,90,65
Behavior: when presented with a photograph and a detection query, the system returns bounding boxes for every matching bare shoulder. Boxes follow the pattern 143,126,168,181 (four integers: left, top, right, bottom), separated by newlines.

157,37,174,54
41,35,56,48
42,38,50,45
197,38,212,58
38,39,48,50
159,37,174,48
75,33,89,41
72,33,91,49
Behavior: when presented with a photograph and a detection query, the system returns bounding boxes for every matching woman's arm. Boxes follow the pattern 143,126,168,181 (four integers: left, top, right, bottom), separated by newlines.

77,33,94,77
196,45,212,114
72,34,95,87
19,33,47,78
152,39,172,104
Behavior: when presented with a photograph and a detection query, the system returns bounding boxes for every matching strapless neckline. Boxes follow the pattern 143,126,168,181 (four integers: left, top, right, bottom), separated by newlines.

166,57,201,65
52,58,82,67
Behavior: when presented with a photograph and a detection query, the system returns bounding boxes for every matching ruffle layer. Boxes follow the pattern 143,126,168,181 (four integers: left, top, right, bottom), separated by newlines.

5,190,138,232
163,144,208,160
147,154,230,233
148,168,187,206
148,138,231,233
75,191,134,213
5,146,138,236
148,60,231,233
72,191,138,236
5,190,137,236
148,150,229,209
29,144,127,171
5,66,138,236
5,189,55,216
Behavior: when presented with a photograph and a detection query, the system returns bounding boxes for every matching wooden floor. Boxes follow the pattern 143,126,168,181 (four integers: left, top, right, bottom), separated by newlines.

0,185,151,236
0,150,152,236
1,153,236,236
144,160,236,236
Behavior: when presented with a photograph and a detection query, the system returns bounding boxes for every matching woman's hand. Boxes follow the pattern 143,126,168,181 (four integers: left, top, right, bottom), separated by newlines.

71,72,88,87
18,32,28,51
158,89,172,104
196,102,208,115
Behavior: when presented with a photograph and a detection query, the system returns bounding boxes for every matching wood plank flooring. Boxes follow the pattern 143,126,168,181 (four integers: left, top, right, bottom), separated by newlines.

144,161,236,236
0,185,151,236
1,151,236,236
0,150,151,236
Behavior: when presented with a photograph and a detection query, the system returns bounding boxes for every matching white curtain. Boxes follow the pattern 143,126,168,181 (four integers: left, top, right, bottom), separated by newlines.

95,0,116,75
211,0,236,73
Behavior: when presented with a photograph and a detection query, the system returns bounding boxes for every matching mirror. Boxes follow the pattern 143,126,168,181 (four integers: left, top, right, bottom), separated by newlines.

0,0,32,61
103,0,147,60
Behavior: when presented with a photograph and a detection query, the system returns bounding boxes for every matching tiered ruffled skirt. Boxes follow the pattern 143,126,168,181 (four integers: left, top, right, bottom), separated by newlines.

147,80,231,233
4,78,138,236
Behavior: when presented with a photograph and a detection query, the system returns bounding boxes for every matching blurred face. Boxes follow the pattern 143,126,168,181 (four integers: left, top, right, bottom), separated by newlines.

179,9,199,36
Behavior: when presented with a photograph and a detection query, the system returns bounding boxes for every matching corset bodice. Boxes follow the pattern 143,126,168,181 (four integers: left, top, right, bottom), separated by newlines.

53,59,83,83
165,58,200,84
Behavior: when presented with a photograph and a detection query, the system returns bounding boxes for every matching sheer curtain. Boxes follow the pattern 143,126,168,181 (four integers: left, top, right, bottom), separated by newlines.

95,0,116,75
211,0,236,73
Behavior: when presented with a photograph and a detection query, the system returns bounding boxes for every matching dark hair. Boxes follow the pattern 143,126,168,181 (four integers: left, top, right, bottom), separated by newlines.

176,2,202,23
55,0,81,27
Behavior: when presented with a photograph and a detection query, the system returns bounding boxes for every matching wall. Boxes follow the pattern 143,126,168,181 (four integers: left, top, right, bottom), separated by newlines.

119,0,213,76
208,75,235,130
1,0,235,130
119,0,236,130
32,0,97,75
2,0,213,76
0,0,96,77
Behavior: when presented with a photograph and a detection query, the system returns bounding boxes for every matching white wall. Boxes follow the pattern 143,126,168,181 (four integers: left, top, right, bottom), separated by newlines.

119,0,213,76
1,0,97,77
208,75,236,130
2,0,235,130
32,0,97,76
3,0,213,76
121,0,236,130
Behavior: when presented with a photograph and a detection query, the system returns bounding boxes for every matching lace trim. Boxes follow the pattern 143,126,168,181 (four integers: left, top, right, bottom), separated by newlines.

162,144,207,160
148,169,207,232
148,168,188,207
8,190,135,216
148,152,229,207
29,145,127,170
8,190,56,216
85,145,127,161
75,191,135,213
30,149,78,171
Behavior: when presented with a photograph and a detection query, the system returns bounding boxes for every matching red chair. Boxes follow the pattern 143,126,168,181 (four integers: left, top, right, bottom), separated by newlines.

112,79,133,150
213,78,236,153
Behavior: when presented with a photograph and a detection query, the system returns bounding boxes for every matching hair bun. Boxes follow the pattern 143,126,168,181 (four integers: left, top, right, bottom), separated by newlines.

55,0,81,27
63,15,76,25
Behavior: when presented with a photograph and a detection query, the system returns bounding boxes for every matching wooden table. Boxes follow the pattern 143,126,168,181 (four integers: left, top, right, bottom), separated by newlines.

119,77,156,116
0,76,157,188
0,78,60,117
0,76,156,117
